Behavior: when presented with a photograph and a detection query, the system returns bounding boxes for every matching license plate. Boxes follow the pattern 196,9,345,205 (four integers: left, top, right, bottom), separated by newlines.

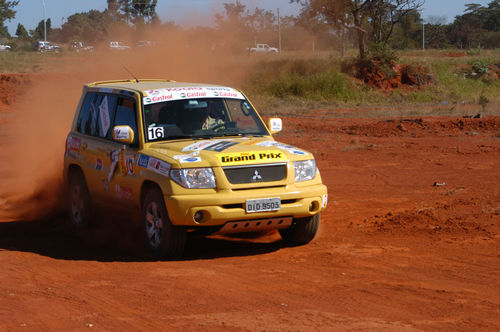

245,197,281,213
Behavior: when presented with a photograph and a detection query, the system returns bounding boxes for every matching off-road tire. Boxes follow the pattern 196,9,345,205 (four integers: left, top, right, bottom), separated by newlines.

142,188,186,259
279,214,320,246
68,171,92,230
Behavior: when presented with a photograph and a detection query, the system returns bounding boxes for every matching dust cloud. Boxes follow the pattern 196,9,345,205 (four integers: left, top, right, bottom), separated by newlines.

0,27,254,221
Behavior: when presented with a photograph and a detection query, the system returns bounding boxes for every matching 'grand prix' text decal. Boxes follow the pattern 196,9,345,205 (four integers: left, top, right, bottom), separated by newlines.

143,87,245,105
217,150,287,166
255,141,309,156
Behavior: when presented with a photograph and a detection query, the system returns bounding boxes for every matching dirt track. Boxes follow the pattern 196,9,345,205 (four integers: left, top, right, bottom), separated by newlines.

1,75,499,330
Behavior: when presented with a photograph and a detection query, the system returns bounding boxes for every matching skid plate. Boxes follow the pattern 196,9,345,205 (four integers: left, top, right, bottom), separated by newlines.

214,217,293,235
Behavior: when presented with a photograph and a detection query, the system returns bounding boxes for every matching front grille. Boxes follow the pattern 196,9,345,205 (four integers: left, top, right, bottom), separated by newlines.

223,163,287,184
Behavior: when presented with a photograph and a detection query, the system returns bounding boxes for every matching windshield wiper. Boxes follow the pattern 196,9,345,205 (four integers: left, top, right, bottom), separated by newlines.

191,134,215,139
226,132,264,137
164,135,194,140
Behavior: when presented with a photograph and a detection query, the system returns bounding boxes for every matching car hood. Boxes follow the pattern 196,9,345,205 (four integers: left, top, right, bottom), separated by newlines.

143,137,312,168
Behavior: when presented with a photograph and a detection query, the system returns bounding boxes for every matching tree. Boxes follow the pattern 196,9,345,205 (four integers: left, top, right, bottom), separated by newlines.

106,0,122,22
292,0,423,58
31,18,52,41
482,0,500,32
0,0,19,39
15,22,29,40
366,0,424,45
215,1,251,53
449,1,500,48
215,0,246,30
422,20,450,49
246,7,277,44
215,1,281,53
59,10,109,43
389,9,421,49
292,0,372,58
118,0,158,25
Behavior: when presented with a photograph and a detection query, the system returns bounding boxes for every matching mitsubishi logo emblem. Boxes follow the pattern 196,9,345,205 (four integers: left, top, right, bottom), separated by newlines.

252,170,263,181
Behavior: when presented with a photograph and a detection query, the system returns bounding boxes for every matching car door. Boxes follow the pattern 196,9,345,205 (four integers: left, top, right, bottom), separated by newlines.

74,92,119,206
104,96,142,208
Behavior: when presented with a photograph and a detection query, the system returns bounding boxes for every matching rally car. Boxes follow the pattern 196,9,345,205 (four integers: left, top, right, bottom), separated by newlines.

64,79,327,258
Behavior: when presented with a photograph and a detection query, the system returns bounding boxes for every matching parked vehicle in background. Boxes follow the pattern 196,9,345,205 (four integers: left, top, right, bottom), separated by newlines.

34,40,61,53
108,41,131,51
248,44,279,54
0,44,11,52
136,40,156,48
71,41,94,53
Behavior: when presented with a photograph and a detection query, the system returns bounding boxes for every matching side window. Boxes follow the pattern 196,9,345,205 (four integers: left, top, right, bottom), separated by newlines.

94,94,118,139
113,97,138,145
76,92,118,138
76,92,96,135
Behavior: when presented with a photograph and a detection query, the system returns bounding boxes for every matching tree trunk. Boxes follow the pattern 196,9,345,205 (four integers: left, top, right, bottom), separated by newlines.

340,28,345,57
354,12,365,59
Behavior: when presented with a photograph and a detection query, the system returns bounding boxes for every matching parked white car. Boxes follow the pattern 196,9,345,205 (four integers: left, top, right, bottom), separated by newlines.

248,44,279,54
71,41,94,53
108,41,131,51
34,40,61,53
0,44,11,52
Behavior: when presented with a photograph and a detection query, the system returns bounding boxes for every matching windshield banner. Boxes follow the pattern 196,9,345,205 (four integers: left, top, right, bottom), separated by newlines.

143,87,245,105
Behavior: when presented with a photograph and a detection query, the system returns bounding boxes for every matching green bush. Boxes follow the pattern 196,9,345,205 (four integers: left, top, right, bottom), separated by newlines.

471,60,489,75
368,43,399,65
245,58,360,102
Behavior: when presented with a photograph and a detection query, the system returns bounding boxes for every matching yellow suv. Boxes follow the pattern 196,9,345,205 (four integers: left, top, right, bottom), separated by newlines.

64,80,327,258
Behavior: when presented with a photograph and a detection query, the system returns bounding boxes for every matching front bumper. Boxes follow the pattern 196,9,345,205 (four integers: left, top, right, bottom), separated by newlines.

165,183,327,226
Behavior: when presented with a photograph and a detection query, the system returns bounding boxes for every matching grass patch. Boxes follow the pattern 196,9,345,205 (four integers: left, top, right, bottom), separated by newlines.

429,59,500,103
244,50,500,109
244,58,378,104
0,51,46,72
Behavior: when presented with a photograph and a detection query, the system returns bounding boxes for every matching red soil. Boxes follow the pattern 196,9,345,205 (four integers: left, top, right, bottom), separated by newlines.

0,74,499,331
353,61,433,92
0,74,27,110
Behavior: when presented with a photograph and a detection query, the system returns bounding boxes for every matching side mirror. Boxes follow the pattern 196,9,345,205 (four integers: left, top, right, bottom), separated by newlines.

112,125,134,144
267,118,282,134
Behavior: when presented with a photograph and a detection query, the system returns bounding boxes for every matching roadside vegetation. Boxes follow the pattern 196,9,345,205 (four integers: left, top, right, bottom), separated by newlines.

1,0,499,113
1,47,499,112
0,51,45,72
244,49,500,109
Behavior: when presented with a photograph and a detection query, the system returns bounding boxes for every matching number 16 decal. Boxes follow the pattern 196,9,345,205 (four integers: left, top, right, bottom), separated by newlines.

148,127,164,140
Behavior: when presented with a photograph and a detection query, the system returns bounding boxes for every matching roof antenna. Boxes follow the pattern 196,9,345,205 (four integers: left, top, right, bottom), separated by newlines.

123,66,139,82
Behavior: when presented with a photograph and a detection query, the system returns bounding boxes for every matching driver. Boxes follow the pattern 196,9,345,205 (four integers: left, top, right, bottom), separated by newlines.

202,102,225,130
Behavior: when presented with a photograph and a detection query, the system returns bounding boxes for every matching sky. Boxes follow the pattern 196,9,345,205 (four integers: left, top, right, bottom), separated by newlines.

4,0,494,36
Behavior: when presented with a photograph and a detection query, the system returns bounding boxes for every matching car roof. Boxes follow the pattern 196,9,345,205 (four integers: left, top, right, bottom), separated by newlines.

86,80,231,94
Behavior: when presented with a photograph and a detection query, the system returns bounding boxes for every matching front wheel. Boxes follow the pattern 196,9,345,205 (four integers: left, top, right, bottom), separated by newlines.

279,214,320,246
142,188,186,259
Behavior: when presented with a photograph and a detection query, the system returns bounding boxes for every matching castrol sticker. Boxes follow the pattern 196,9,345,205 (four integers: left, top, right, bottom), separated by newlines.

143,87,245,105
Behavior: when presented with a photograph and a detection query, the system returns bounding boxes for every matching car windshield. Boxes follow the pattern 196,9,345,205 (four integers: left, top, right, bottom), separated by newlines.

142,90,269,142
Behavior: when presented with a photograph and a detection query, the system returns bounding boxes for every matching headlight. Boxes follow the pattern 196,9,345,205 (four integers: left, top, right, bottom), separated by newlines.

294,160,317,182
170,168,216,189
